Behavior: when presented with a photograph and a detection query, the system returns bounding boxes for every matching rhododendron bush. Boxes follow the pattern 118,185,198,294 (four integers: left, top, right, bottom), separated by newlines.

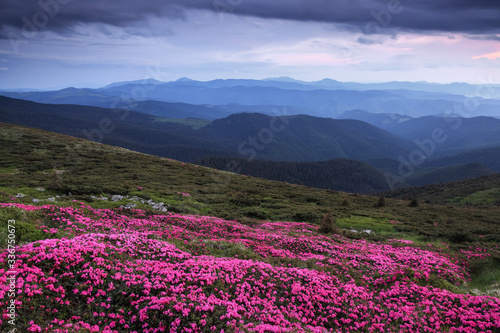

1,202,499,332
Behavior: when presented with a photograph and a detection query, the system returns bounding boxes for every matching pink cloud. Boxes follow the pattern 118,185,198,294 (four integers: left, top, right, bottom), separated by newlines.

473,50,500,60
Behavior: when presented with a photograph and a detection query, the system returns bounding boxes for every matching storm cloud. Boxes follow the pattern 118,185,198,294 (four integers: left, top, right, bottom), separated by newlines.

1,0,499,89
2,0,500,39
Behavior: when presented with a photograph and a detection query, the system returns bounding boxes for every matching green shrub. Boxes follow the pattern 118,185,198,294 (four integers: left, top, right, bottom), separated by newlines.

46,168,62,191
16,221,57,243
448,231,472,243
202,240,260,259
408,198,419,207
319,212,341,234
293,210,320,223
374,195,386,208
0,221,56,247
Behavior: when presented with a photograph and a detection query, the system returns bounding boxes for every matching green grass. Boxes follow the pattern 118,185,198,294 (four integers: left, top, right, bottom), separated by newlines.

468,257,500,294
449,187,500,205
0,166,19,175
1,120,500,297
0,186,61,199
336,215,395,233
0,205,66,247
1,123,500,246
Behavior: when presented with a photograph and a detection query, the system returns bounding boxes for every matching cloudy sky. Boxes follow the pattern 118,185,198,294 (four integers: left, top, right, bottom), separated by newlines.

0,0,499,89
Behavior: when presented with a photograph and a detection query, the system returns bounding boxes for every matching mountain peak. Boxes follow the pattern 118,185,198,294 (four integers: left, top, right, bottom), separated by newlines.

263,76,301,83
176,77,194,82
104,78,164,89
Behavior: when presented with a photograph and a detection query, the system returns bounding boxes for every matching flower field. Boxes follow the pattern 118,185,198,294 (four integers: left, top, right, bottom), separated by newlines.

1,202,499,332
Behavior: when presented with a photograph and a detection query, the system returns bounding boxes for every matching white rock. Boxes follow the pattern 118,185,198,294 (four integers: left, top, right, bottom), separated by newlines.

111,195,124,201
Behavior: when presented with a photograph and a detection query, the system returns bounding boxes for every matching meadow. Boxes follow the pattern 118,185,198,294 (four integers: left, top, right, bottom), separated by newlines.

0,123,500,332
1,200,499,332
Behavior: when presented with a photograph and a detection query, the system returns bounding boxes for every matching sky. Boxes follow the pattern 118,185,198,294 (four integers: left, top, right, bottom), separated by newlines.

0,0,500,90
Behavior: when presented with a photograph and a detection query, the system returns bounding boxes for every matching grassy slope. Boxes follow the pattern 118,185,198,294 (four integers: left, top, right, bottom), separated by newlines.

384,172,500,206
1,123,500,331
1,122,499,244
404,163,495,187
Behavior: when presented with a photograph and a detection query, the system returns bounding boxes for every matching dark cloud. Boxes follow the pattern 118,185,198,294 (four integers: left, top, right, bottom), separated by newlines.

0,0,187,37
1,0,500,39
356,37,379,45
231,0,500,34
468,34,500,41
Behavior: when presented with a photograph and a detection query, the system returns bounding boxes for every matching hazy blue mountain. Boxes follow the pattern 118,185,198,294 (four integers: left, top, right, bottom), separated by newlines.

2,95,498,191
195,113,417,162
0,90,235,120
99,84,452,118
384,116,500,156
3,78,500,118
337,110,412,129
128,101,232,120
104,79,165,89
0,96,234,161
0,88,113,105
0,96,418,163
306,79,500,98
159,78,320,91
425,146,500,172
99,81,500,117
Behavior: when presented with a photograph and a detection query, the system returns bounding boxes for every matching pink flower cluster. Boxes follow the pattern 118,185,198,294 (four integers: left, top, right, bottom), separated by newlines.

0,202,499,332
459,245,498,260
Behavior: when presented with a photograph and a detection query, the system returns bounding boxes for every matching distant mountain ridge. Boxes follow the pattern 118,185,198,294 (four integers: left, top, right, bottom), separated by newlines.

102,77,500,98
0,96,417,163
3,77,500,119
426,146,500,172
337,110,413,129
1,95,499,190
383,115,500,156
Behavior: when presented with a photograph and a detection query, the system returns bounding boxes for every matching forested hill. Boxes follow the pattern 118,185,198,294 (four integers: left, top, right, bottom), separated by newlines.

195,156,398,194
0,95,417,163
382,173,500,205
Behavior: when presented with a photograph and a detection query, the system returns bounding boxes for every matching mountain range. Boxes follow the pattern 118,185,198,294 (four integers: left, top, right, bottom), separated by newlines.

1,93,499,192
2,78,500,119
1,77,500,193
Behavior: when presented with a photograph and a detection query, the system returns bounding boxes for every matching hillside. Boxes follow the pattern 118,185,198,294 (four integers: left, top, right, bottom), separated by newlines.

0,96,418,163
195,156,397,194
337,109,413,129
1,123,500,332
384,115,500,156
426,146,500,172
196,113,416,161
383,172,500,206
1,122,499,242
402,163,495,187
2,202,499,332
2,96,500,190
